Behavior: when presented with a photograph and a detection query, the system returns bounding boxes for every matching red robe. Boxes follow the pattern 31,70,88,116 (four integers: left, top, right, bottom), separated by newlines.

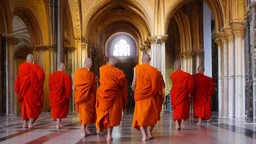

132,64,159,130
96,64,127,129
49,71,72,119
170,70,194,121
15,62,45,120
192,73,215,120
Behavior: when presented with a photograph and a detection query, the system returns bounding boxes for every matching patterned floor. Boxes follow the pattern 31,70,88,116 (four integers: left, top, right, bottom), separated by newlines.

0,112,255,144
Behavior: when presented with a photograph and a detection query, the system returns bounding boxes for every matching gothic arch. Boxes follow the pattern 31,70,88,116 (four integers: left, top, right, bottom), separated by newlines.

83,0,152,39
13,8,43,45
165,0,225,34
173,10,192,54
0,0,12,33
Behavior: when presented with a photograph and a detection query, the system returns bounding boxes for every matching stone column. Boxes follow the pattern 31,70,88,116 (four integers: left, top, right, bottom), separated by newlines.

4,35,19,114
215,34,224,117
232,22,246,118
224,27,235,118
148,37,157,66
158,35,168,81
67,45,76,113
57,0,64,66
221,33,229,118
49,46,57,73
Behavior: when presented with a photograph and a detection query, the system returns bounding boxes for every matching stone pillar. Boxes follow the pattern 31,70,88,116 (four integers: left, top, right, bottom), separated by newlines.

158,35,168,81
57,0,64,66
232,22,246,118
67,45,76,113
221,34,229,118
4,35,19,114
224,27,235,118
49,46,57,73
81,42,87,64
215,34,224,117
148,37,157,66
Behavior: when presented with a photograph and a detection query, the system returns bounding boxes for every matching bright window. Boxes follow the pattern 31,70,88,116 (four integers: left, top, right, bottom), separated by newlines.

113,39,130,56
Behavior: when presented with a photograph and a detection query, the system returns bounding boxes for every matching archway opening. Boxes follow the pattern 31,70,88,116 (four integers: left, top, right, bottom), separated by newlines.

13,15,32,113
166,0,218,112
106,32,138,110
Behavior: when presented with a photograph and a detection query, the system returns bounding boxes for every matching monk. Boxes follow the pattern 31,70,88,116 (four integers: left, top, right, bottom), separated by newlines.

49,63,72,129
132,53,159,141
14,54,45,128
192,65,215,125
170,60,194,130
96,57,127,141
74,58,97,137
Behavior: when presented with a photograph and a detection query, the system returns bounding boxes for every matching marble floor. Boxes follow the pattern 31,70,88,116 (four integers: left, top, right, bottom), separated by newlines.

0,112,255,144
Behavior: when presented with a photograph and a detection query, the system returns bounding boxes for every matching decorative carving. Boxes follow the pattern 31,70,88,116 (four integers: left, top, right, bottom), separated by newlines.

2,34,20,44
81,42,87,50
158,35,168,43
232,21,246,38
215,32,224,48
31,45,55,52
66,45,76,52
223,26,234,42
147,36,157,44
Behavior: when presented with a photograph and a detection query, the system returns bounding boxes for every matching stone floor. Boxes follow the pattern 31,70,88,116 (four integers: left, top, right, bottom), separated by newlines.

0,112,255,144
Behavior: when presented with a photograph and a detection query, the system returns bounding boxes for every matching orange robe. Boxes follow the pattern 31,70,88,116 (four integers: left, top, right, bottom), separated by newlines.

96,64,127,129
155,72,165,120
192,73,214,120
132,64,159,130
170,70,194,121
74,68,97,125
49,71,72,119
14,62,45,120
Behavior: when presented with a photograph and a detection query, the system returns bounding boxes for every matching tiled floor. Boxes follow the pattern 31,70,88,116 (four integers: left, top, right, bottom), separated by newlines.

0,112,255,144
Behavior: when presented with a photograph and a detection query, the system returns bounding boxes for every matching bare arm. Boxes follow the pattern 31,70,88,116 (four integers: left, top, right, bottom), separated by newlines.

131,68,136,91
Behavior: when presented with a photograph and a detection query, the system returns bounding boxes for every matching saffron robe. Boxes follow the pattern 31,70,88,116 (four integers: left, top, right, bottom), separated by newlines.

15,62,45,120
192,73,214,120
74,68,97,125
96,64,127,129
132,64,159,130
49,71,72,119
170,70,194,121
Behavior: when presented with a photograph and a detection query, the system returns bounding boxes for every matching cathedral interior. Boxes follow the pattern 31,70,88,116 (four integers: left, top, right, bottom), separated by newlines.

0,0,256,143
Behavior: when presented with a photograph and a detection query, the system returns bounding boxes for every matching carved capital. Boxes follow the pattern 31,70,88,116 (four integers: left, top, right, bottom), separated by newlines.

81,42,87,50
223,26,233,42
215,32,225,48
140,44,150,53
158,35,168,43
32,45,52,52
231,21,245,38
147,36,157,44
2,34,20,44
66,45,76,52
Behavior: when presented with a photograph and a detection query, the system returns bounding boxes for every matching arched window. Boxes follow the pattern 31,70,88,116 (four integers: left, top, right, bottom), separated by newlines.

113,39,130,56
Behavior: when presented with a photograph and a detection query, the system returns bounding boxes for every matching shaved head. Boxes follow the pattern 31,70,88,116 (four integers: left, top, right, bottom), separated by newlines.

108,56,117,66
58,63,66,72
198,65,205,73
84,58,93,70
26,54,35,63
174,60,181,71
142,53,151,64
